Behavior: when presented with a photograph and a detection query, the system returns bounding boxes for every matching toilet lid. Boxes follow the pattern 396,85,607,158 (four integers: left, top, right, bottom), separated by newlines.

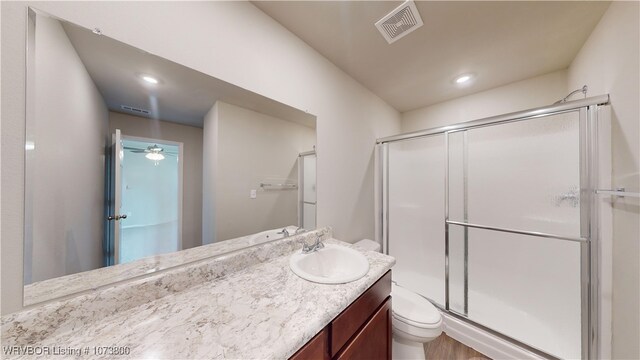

392,284,441,325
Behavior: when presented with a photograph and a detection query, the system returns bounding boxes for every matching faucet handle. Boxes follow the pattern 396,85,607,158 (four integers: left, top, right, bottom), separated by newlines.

301,237,315,253
316,233,324,248
300,233,324,253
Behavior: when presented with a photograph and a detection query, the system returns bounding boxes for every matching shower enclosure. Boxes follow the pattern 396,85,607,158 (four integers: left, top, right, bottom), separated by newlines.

298,150,317,230
376,95,611,359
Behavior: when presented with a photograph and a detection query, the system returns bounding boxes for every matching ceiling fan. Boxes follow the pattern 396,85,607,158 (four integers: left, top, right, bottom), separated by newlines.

122,144,177,162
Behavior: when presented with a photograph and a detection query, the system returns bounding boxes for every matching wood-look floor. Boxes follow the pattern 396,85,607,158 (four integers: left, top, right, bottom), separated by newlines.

424,334,491,360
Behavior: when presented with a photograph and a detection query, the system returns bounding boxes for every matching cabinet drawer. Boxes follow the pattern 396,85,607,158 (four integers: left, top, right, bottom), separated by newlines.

330,271,391,356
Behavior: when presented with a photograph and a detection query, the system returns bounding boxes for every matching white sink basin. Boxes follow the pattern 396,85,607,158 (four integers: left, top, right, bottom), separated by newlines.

289,244,370,284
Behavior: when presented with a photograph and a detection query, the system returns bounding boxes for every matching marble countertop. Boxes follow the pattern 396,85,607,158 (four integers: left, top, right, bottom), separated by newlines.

3,229,395,359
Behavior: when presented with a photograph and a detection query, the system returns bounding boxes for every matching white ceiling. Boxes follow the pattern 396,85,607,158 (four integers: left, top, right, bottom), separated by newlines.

253,1,610,112
62,22,316,128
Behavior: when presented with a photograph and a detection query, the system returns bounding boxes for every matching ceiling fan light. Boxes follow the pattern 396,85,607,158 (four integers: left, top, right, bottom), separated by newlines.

145,152,165,161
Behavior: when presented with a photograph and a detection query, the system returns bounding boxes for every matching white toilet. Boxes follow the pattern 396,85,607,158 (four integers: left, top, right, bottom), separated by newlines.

355,239,443,360
391,283,443,359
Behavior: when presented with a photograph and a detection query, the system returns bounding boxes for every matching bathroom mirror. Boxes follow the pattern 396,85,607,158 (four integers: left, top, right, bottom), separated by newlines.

23,8,317,305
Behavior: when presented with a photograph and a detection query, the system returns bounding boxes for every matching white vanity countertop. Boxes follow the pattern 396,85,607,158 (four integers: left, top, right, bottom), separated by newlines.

2,232,395,359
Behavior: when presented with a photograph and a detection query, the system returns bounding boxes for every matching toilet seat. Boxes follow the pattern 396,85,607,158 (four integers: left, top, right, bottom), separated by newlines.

391,284,443,341
393,312,442,329
392,284,441,326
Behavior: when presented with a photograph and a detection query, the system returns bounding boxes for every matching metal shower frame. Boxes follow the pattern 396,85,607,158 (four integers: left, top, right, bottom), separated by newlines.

298,150,317,230
376,95,610,360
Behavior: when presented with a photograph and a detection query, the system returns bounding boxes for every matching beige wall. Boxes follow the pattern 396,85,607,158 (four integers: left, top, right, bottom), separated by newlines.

567,2,640,358
204,102,315,242
109,111,203,251
1,1,401,314
401,70,568,132
28,15,108,284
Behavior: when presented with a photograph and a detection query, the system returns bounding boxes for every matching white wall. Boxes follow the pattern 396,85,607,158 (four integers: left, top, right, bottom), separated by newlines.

567,2,640,358
402,70,568,132
28,15,108,284
206,101,315,242
1,1,401,314
109,112,203,251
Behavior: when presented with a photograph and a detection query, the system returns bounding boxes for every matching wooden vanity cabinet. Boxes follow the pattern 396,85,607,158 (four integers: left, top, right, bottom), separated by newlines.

335,299,391,360
290,271,392,360
291,328,330,360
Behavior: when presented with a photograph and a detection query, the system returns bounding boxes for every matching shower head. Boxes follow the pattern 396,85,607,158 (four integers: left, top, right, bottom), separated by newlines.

554,85,588,104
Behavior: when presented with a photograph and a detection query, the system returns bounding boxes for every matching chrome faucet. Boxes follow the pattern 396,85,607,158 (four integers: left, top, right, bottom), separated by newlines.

294,227,305,235
302,233,324,254
277,228,290,237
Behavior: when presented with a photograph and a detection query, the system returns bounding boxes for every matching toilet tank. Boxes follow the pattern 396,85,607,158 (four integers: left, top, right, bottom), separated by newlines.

354,239,381,252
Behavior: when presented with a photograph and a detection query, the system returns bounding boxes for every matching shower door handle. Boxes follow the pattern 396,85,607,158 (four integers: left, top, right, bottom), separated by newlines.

107,214,127,221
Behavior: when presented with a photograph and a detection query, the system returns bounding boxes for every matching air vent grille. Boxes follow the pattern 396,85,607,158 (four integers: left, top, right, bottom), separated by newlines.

120,105,150,115
375,1,424,44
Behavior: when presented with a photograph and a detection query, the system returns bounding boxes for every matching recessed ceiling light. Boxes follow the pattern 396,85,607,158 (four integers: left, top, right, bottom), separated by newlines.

455,74,473,84
142,75,159,84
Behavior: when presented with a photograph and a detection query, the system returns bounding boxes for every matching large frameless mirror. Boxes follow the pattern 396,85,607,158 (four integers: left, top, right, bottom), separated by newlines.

24,8,317,305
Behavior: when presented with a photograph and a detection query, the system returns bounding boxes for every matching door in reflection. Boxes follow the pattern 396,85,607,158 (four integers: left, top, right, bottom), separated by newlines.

107,130,182,265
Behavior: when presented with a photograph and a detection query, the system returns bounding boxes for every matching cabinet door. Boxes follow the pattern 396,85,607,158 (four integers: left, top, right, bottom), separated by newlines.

331,271,391,356
335,299,392,360
290,328,330,360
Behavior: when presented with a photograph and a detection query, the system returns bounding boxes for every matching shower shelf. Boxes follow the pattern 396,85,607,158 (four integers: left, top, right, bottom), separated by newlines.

596,188,640,198
260,182,298,189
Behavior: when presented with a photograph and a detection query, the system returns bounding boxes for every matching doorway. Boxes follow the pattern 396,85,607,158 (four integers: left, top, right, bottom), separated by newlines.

106,130,183,265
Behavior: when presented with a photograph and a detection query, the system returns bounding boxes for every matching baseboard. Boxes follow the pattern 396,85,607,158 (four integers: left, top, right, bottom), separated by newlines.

442,312,546,360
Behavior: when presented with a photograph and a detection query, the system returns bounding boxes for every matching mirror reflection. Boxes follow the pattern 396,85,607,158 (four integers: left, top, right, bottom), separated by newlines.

24,10,316,304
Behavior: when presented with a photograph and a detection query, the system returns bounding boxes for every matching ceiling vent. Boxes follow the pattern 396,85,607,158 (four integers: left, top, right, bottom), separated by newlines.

120,105,150,116
375,1,423,44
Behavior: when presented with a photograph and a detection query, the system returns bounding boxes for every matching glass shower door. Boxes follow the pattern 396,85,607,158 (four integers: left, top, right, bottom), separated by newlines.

387,135,445,306
447,111,584,359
